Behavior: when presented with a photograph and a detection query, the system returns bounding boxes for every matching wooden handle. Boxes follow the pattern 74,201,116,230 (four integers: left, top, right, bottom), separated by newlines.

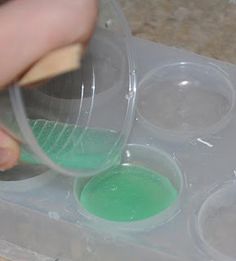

18,43,83,86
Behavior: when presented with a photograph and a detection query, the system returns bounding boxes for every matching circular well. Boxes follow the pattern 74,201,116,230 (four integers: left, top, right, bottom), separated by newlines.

137,62,235,140
0,165,56,192
74,144,183,231
195,181,236,260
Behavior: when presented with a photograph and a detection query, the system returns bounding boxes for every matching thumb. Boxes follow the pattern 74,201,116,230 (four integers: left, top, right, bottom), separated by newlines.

0,0,98,89
0,129,19,171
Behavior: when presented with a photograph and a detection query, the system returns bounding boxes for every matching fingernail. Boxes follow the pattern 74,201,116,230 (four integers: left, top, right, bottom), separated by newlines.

0,148,11,171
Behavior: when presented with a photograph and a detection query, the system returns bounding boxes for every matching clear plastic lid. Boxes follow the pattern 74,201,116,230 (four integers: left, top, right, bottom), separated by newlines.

9,0,136,177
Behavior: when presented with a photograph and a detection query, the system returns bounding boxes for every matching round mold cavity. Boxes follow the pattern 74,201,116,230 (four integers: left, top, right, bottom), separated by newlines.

74,144,183,232
137,62,235,141
26,29,127,119
194,181,236,261
0,165,57,192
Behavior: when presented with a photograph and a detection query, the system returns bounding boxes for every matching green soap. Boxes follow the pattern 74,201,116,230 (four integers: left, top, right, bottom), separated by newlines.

20,119,122,170
77,164,178,222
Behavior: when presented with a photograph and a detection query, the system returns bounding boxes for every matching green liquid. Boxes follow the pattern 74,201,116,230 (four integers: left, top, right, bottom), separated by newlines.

20,119,122,171
77,165,178,222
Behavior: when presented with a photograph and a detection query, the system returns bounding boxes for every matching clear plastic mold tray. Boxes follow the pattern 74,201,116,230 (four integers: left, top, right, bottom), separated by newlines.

1,35,236,261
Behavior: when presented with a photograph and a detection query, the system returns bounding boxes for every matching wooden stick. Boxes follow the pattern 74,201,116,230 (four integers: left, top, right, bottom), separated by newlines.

18,43,83,87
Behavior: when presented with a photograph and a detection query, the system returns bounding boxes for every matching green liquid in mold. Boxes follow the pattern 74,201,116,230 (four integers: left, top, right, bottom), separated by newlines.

20,119,122,170
77,165,178,222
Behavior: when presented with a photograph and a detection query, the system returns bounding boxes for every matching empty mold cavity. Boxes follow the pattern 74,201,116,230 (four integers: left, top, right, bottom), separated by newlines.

22,29,127,119
0,165,56,192
195,181,236,261
74,144,183,231
0,165,48,181
138,62,235,140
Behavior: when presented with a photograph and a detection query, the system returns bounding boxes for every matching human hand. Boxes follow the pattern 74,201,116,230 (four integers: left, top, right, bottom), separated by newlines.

0,0,98,171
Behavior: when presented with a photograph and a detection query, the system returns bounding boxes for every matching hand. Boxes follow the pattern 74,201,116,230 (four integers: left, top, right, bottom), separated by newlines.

0,0,98,171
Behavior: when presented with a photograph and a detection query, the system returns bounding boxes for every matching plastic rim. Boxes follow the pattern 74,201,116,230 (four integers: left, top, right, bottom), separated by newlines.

190,180,236,261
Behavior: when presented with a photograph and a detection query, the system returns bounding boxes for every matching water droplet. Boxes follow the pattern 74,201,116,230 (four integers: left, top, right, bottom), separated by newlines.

233,169,236,177
48,212,60,220
125,91,135,100
125,150,131,158
86,245,93,253
66,191,71,199
105,19,112,28
110,184,117,191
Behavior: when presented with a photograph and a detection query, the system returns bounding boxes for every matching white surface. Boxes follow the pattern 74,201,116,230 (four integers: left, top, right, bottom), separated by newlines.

1,37,236,260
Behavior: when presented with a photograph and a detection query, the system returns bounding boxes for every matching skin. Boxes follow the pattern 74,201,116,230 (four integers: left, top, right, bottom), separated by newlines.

0,0,98,170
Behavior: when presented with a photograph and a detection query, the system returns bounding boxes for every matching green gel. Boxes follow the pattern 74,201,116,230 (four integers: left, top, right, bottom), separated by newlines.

77,165,178,222
20,119,122,171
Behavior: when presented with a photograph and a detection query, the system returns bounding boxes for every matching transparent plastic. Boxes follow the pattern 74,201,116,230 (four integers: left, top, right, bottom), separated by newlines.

1,6,236,261
74,144,183,231
137,62,235,141
1,39,236,260
192,180,236,261
0,0,136,177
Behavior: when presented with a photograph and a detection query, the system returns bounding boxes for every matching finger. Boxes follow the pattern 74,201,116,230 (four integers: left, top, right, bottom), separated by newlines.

0,129,19,171
0,0,98,89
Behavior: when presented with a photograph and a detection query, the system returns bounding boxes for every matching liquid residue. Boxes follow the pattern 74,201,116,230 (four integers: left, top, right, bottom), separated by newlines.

77,164,178,222
20,119,122,171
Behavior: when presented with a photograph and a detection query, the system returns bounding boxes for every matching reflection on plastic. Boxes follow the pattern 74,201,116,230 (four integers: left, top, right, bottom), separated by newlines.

77,164,178,222
20,119,122,171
